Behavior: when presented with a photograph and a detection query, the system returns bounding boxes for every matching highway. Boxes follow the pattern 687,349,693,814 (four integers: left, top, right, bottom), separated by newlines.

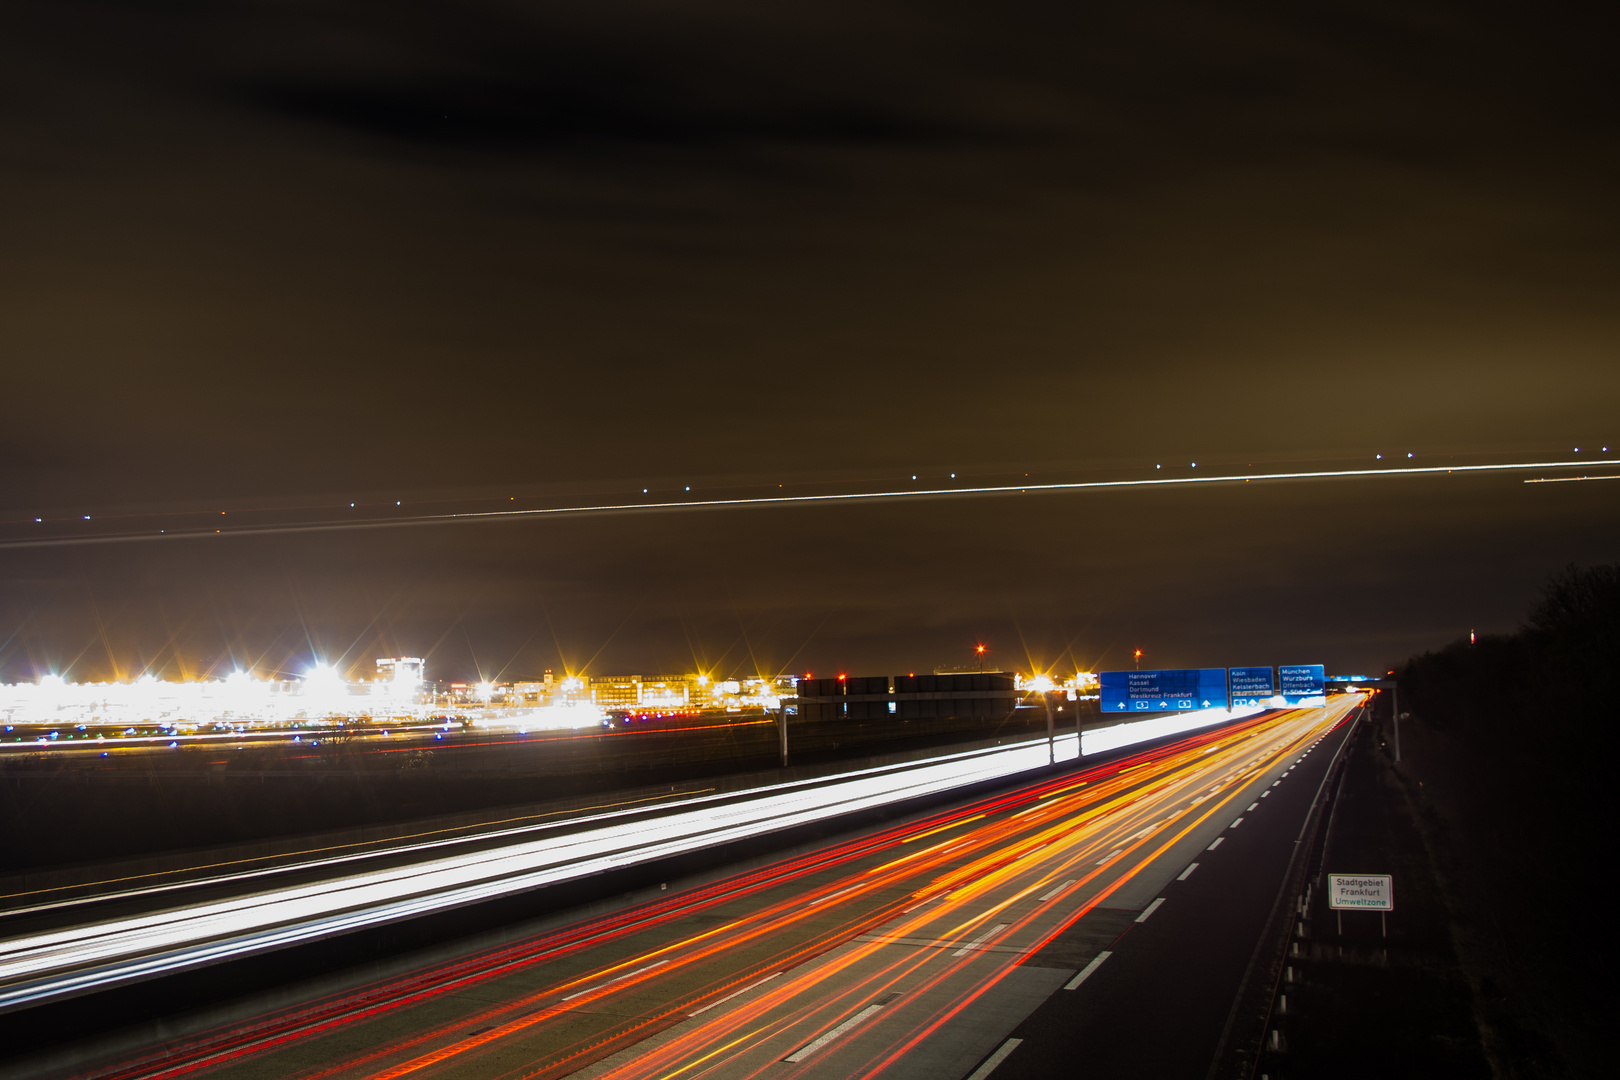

14,695,1359,1080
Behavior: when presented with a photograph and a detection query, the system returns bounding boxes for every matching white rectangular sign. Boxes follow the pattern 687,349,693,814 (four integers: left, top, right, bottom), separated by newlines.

1328,873,1393,911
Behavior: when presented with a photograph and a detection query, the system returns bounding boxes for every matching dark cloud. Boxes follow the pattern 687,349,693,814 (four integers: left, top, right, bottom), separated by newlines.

1,1,1616,680
249,78,949,151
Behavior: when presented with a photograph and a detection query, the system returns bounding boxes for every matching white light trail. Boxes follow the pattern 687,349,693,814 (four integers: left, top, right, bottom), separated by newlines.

0,731,1085,1012
1,458,1611,549
1080,704,1267,755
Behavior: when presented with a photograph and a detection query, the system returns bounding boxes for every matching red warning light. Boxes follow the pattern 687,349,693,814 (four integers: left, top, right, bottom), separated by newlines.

837,673,847,681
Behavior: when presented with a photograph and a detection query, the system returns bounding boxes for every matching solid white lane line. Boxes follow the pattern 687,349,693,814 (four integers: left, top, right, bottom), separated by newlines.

1177,863,1199,881
1136,898,1166,923
1064,950,1112,990
559,959,669,1001
952,923,1011,957
965,1038,1024,1080
1038,879,1077,902
1207,837,1224,851
688,971,782,1016
784,995,899,1062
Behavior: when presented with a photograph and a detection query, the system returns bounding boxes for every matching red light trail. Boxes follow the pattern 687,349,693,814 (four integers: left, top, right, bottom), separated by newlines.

66,700,1357,1080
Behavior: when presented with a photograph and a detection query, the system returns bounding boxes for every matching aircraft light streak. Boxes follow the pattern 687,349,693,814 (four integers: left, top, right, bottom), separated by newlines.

0,459,1607,549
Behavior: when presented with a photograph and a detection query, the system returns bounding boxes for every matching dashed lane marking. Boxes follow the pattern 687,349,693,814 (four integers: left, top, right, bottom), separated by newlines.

1038,879,1077,902
688,972,783,1016
559,960,669,1001
951,922,1011,957
1064,951,1112,990
965,1038,1024,1080
783,993,901,1063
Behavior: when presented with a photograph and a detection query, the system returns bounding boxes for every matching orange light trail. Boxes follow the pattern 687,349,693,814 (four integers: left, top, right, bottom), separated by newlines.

97,701,1355,1080
549,704,1354,1080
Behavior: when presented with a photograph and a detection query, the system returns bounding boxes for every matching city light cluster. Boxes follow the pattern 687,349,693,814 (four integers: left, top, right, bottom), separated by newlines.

0,664,1095,734
0,670,434,730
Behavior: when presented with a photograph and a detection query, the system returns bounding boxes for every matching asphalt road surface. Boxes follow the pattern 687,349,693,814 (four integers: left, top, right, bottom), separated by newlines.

25,695,1359,1080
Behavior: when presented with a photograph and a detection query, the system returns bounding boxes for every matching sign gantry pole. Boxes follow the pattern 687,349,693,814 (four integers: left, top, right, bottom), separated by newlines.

1039,691,1055,764
1392,683,1401,763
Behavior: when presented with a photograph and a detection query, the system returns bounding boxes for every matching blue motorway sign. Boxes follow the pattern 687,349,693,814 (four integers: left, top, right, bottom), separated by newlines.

1228,666,1275,708
1279,664,1326,705
1100,668,1229,713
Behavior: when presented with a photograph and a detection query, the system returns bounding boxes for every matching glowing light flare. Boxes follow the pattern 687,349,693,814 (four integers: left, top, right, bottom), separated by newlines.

1,672,402,729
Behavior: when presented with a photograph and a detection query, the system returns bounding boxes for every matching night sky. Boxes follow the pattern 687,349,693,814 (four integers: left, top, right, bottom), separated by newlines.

1,1,1616,683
